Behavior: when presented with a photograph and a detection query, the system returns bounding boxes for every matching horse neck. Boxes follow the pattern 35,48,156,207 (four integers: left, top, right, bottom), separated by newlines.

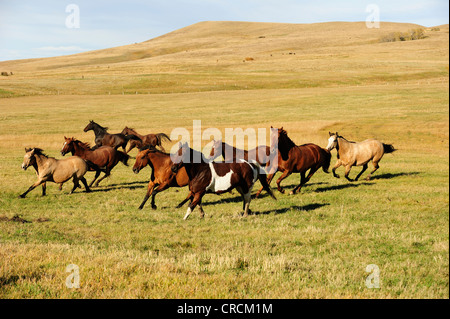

128,129,143,138
72,142,89,156
278,133,296,156
337,137,352,153
34,154,52,171
92,124,106,136
146,151,168,169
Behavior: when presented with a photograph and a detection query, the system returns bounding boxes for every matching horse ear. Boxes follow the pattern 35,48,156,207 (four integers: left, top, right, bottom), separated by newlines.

329,132,332,136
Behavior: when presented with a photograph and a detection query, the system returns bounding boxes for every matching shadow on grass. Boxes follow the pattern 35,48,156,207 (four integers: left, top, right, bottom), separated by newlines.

370,172,420,180
87,181,147,193
315,182,373,193
255,203,329,216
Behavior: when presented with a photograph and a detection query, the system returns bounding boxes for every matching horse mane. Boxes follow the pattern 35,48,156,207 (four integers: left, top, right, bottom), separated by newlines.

338,135,356,143
91,120,108,132
73,139,93,149
140,145,169,156
30,148,48,157
279,129,297,149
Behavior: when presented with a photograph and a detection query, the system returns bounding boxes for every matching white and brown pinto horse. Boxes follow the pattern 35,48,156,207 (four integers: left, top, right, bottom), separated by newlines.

20,148,91,198
171,142,276,220
326,132,396,181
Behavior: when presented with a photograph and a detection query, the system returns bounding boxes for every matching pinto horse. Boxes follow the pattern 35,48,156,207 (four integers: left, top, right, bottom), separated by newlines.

255,127,331,197
132,146,189,210
83,120,140,151
326,132,395,181
61,137,129,187
20,148,91,198
171,142,276,220
121,127,171,153
209,139,272,166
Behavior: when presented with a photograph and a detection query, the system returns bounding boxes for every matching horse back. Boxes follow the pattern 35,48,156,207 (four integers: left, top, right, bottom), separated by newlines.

52,156,88,183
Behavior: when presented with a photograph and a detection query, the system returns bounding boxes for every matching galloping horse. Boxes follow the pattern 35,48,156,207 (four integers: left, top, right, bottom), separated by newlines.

20,148,91,198
121,127,171,153
61,137,129,187
171,142,276,220
132,146,189,210
83,120,140,151
209,139,272,166
326,132,396,181
256,127,331,197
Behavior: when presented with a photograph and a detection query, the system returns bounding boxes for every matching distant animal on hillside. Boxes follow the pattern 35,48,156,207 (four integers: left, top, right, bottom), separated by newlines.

61,137,129,187
19,148,91,198
132,146,189,210
83,120,141,151
255,127,331,197
171,142,276,220
326,132,396,181
121,127,171,153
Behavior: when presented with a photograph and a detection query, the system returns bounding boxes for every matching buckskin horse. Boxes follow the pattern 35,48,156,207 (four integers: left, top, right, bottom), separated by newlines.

61,137,129,187
326,132,395,181
256,127,331,197
20,148,91,198
171,142,276,220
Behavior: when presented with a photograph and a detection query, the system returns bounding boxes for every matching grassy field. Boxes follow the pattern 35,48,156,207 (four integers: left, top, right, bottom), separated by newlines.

0,21,448,299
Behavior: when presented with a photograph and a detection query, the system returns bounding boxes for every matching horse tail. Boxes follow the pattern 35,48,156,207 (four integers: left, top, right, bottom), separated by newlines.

383,143,396,154
116,150,130,166
156,133,171,144
250,161,276,200
321,148,332,173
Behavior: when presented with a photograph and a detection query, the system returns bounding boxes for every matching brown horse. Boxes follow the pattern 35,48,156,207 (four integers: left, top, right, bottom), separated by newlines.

209,139,272,166
256,127,331,197
20,148,91,198
171,142,276,220
121,127,171,153
61,137,129,187
132,146,189,210
83,120,141,151
326,132,395,181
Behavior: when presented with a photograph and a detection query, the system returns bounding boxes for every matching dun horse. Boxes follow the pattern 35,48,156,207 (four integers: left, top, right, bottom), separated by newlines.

121,127,171,153
20,148,91,198
132,146,189,210
326,132,395,181
83,120,141,151
256,127,331,197
61,137,129,187
171,142,276,220
209,139,272,166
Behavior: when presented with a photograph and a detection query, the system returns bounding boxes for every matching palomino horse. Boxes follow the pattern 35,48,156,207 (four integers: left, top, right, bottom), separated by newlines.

83,120,141,151
256,127,331,197
121,127,171,153
132,146,189,210
20,148,91,198
171,142,276,220
209,139,272,166
326,132,396,181
61,137,129,187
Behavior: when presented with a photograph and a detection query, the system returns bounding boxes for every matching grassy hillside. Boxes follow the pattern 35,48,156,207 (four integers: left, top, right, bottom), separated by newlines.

0,21,448,299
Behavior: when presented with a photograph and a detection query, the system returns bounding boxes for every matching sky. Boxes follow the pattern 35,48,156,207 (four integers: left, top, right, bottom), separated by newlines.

0,0,448,61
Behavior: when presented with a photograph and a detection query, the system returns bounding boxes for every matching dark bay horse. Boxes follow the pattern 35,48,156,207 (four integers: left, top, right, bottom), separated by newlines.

121,127,171,153
20,148,91,198
83,120,141,151
61,137,129,187
171,142,276,220
256,127,331,197
326,132,396,181
209,139,272,166
132,146,189,210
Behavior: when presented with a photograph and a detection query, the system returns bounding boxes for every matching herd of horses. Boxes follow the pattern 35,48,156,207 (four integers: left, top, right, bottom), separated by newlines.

20,120,396,220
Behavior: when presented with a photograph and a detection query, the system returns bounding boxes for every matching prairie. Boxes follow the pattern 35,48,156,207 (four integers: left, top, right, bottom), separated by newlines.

0,21,448,298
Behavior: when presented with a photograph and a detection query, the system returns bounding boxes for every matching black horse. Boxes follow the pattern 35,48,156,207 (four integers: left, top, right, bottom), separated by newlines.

83,120,141,151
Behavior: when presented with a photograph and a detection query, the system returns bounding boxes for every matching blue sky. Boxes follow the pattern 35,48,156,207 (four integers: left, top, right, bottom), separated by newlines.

0,0,448,61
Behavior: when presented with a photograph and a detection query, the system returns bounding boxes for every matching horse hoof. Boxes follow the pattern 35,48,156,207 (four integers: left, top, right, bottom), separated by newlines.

151,206,157,210
18,195,25,199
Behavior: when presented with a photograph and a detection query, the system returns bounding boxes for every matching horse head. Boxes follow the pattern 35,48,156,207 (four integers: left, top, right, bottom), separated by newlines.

209,139,223,160
326,132,339,151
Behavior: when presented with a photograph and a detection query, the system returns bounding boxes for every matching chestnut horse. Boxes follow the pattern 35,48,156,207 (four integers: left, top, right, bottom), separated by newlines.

121,127,171,153
256,127,331,197
132,146,189,210
209,139,272,166
171,142,276,220
20,148,91,198
83,120,141,151
326,132,395,181
61,137,129,187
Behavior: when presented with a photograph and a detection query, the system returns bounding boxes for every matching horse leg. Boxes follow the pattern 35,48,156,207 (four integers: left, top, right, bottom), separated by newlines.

292,166,320,194
276,170,291,194
41,182,47,196
94,168,111,187
70,177,80,194
176,191,193,208
80,177,91,193
366,161,380,180
126,143,135,154
255,171,276,198
149,181,171,210
20,179,44,198
138,181,157,210
198,202,205,219
184,192,204,220
355,164,368,181
344,165,354,182
332,161,342,178
89,170,101,187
